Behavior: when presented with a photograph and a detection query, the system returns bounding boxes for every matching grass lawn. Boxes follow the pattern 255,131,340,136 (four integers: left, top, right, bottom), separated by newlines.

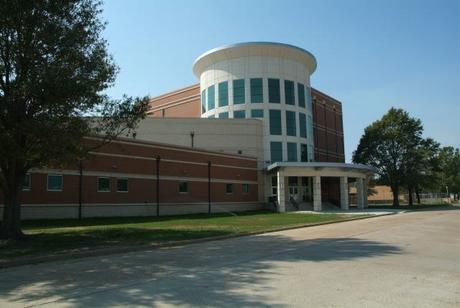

368,203,456,210
0,211,367,264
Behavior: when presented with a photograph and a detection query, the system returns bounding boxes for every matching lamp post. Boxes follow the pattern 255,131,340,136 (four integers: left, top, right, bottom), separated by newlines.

156,156,160,217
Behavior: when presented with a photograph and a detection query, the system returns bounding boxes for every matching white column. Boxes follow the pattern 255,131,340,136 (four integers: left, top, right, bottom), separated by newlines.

356,177,364,209
340,176,349,210
363,178,369,208
277,171,286,212
313,176,322,211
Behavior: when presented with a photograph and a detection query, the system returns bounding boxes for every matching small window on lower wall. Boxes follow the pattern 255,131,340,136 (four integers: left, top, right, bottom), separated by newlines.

242,184,249,194
179,181,188,193
22,174,31,191
97,177,111,192
47,174,63,191
226,183,233,194
117,178,128,192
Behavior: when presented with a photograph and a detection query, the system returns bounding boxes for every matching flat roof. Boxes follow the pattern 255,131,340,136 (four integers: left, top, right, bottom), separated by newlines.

193,42,317,77
267,162,376,174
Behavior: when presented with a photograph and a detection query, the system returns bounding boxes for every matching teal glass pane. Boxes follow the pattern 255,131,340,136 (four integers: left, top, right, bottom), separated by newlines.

233,79,245,104
287,143,298,162
269,109,282,135
286,111,296,136
250,78,263,103
47,174,63,191
268,78,280,103
207,114,214,118
201,89,206,113
298,83,305,108
218,81,228,107
270,142,283,162
234,110,245,118
219,112,229,119
299,113,307,138
251,109,264,118
285,80,295,105
300,144,308,162
208,85,215,110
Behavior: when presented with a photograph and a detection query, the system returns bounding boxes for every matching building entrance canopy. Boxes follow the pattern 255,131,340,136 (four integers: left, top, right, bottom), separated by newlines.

267,162,376,212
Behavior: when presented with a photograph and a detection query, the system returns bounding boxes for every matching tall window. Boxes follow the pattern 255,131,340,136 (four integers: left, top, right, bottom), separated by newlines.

233,79,245,104
22,174,31,191
287,143,298,162
234,110,245,118
179,181,188,193
270,142,283,162
47,174,63,191
286,111,297,136
307,114,314,140
285,80,295,105
298,83,305,108
97,177,111,192
269,110,282,135
301,144,308,162
219,112,229,119
201,89,206,113
299,112,307,138
117,178,128,192
251,109,264,118
208,85,215,110
242,184,249,194
250,78,263,103
268,78,280,103
218,81,228,107
226,183,233,194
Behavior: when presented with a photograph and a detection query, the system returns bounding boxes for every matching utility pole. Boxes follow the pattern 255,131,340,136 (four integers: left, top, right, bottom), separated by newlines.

208,161,211,215
190,131,195,148
78,160,83,220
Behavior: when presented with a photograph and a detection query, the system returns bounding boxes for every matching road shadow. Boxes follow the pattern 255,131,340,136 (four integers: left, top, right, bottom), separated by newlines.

0,234,402,307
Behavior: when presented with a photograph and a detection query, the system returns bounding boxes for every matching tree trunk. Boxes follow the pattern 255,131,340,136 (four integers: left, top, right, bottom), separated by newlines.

391,184,400,207
0,168,25,240
415,187,421,204
408,187,414,206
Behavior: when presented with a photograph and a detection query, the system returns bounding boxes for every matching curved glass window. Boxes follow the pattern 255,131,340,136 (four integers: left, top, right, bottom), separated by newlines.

250,78,263,103
218,81,228,107
285,80,295,105
208,85,215,111
233,79,245,104
268,78,280,103
286,111,296,136
298,83,305,108
300,144,308,162
234,110,245,118
287,143,297,162
219,112,229,119
270,142,283,163
299,113,307,138
269,110,282,135
251,109,264,118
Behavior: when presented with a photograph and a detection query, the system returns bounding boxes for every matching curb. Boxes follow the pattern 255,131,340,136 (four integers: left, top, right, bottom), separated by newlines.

0,212,395,269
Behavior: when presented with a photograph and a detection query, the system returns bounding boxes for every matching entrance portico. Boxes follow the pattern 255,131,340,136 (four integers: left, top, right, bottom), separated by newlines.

268,162,375,212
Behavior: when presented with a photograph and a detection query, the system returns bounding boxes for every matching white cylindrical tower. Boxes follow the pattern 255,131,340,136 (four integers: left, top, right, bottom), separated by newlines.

193,42,317,165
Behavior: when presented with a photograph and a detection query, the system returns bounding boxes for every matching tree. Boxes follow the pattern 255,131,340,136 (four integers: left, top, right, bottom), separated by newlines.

352,108,423,206
438,146,460,200
0,0,149,239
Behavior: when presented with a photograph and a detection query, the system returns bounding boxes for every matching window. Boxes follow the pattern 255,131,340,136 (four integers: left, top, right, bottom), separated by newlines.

218,81,228,107
251,109,264,118
268,78,280,103
285,80,295,105
219,112,229,119
226,183,233,194
299,112,307,138
117,178,128,192
301,144,308,162
287,143,298,162
47,174,63,191
242,184,249,194
308,144,314,161
286,111,297,136
233,79,245,104
250,78,263,103
271,176,277,196
307,114,314,140
270,142,283,162
22,174,31,191
201,89,206,113
234,110,245,118
208,85,215,110
298,83,305,108
269,109,282,135
179,181,188,193
97,177,111,192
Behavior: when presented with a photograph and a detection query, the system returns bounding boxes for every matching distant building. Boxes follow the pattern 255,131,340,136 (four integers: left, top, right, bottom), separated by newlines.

1,42,374,219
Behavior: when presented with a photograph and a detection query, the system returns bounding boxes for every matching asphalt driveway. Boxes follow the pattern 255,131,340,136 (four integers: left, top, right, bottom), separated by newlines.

0,207,459,307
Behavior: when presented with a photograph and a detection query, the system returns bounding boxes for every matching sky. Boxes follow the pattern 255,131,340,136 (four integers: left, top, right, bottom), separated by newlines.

101,0,460,162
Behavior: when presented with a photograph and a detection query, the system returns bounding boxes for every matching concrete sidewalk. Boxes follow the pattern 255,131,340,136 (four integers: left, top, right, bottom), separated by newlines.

0,208,459,307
